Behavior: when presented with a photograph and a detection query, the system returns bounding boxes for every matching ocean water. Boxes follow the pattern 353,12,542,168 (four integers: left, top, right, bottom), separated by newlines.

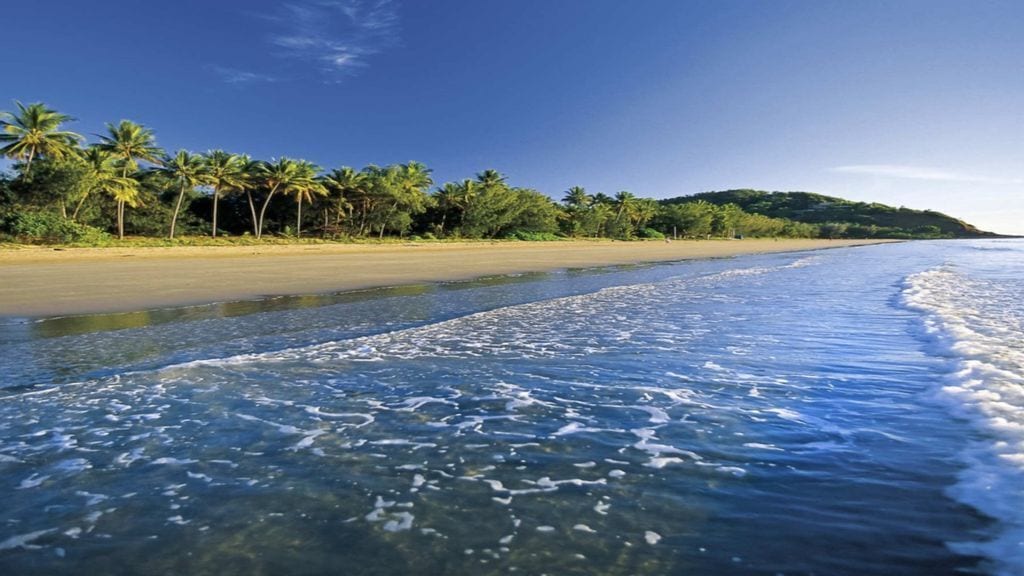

0,239,1021,575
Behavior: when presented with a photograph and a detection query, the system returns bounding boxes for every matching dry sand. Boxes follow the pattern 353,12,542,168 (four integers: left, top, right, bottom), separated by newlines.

0,239,892,318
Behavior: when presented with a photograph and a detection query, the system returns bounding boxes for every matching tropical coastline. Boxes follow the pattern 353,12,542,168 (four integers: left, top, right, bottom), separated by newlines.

0,238,888,318
3,2,1023,575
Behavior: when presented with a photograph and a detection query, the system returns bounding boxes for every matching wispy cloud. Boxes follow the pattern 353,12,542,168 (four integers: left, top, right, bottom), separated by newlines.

209,65,278,85
833,164,1022,185
266,0,400,78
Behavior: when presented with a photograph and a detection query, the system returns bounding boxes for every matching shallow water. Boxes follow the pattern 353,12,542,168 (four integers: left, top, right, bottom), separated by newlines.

1,240,1021,575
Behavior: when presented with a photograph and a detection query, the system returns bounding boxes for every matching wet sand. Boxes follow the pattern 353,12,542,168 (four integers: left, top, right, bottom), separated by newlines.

0,239,892,317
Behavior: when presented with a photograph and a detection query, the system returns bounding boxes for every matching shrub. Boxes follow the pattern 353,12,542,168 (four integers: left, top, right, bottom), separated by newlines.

506,231,561,241
6,210,111,244
637,227,665,239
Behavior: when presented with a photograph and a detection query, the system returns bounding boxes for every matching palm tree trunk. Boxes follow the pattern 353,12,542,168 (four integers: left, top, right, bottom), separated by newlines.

71,193,90,222
169,183,186,239
296,196,303,238
211,189,219,238
323,208,329,238
24,149,35,176
256,185,279,240
246,190,259,236
118,164,130,240
117,200,125,240
379,201,399,239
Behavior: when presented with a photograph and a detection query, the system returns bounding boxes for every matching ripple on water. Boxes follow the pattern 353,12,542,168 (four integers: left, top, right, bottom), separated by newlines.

0,245,1004,575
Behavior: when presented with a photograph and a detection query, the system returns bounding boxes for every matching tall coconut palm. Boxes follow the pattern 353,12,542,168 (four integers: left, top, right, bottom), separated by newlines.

455,179,478,231
321,166,365,233
237,155,262,236
401,161,434,198
73,146,139,223
610,191,639,238
591,202,614,238
476,169,506,187
433,182,465,236
613,190,638,222
0,101,83,174
97,120,162,239
377,161,433,238
562,186,590,209
632,198,660,231
561,186,592,237
281,160,326,238
203,150,247,238
253,158,314,239
158,150,209,239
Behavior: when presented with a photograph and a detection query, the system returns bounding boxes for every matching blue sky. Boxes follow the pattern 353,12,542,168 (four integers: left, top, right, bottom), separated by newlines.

4,0,1023,233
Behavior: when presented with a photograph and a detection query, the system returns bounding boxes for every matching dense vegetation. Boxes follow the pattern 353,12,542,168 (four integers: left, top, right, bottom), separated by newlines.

0,102,988,244
665,190,996,239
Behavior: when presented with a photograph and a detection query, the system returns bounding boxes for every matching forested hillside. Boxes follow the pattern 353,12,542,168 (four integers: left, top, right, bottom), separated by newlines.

662,190,995,238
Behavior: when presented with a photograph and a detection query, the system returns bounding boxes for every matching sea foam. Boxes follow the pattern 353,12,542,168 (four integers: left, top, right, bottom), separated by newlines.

903,266,1024,575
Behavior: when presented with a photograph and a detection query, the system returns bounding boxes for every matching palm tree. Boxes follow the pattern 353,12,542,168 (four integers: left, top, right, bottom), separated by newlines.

321,166,365,233
355,166,384,236
591,202,614,238
203,150,247,238
612,191,639,238
158,150,209,239
253,158,316,239
455,179,477,230
562,186,592,237
73,146,139,222
377,161,433,238
613,191,638,222
237,155,262,236
97,120,162,239
280,160,326,238
632,198,660,232
562,186,590,209
476,169,506,187
0,101,83,174
433,182,464,236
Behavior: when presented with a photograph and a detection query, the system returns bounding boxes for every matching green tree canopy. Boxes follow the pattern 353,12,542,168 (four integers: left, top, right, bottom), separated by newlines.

96,120,163,239
203,150,247,238
280,159,326,238
158,150,209,239
0,101,83,174
253,157,321,239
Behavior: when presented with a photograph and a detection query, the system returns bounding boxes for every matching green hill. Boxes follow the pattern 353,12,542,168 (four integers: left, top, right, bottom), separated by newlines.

661,190,996,238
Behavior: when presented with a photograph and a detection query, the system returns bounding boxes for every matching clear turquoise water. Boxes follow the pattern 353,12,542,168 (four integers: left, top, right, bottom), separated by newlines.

1,240,1021,575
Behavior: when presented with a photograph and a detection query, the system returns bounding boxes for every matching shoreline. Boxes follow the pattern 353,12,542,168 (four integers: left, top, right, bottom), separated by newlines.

0,239,894,318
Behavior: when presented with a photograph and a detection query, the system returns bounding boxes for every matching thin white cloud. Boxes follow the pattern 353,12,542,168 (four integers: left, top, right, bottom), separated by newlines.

833,164,1022,185
267,0,400,77
209,66,278,85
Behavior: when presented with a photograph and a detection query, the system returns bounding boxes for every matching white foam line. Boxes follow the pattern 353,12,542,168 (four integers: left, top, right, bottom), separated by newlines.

14,252,814,402
903,266,1024,575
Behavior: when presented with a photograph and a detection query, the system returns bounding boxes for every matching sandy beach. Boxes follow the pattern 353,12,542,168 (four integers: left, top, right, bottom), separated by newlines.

0,239,890,318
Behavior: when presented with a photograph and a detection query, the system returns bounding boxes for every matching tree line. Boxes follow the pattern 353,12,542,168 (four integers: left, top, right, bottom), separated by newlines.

1,101,820,243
